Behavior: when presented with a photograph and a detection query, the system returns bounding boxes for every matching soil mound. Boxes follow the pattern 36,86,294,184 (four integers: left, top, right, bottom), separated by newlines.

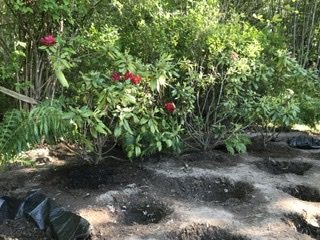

168,223,250,240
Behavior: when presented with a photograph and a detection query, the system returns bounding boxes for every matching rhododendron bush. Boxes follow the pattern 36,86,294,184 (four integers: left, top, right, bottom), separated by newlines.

65,50,194,161
1,0,320,164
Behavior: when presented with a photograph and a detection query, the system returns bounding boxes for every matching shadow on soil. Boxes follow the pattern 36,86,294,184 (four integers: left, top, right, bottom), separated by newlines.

284,213,320,239
44,161,144,189
282,185,320,202
254,159,312,175
247,138,303,158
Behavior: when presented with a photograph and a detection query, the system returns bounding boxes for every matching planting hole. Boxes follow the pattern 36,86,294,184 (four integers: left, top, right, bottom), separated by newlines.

282,185,320,202
254,159,312,175
285,213,320,239
118,196,171,225
122,203,168,225
168,223,250,240
150,175,254,202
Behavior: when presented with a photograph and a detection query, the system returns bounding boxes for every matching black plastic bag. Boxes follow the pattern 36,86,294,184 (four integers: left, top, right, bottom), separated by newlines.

288,135,320,149
0,196,21,224
0,191,90,240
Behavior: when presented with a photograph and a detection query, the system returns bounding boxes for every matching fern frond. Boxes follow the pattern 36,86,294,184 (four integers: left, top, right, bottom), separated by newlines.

0,109,27,154
0,101,71,158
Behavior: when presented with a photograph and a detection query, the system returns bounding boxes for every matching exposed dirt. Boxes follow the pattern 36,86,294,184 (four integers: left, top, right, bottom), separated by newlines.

167,223,250,240
0,219,48,240
116,195,172,226
284,213,320,239
1,132,320,240
254,159,312,175
45,161,143,190
147,175,254,202
282,185,320,202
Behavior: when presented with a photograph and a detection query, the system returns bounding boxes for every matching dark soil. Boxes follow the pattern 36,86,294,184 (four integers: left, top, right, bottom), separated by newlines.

149,175,254,203
2,132,320,239
282,185,320,202
45,161,143,189
119,198,171,225
178,150,240,169
111,192,172,226
254,159,312,175
167,223,250,240
0,219,48,240
284,213,320,239
247,137,303,158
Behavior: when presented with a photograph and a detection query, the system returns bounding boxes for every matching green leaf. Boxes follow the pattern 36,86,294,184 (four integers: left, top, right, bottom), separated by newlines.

126,95,136,103
114,126,122,138
165,139,172,147
135,146,141,156
156,141,162,151
150,124,155,134
128,150,133,159
54,68,69,88
124,134,135,145
95,123,108,135
123,120,133,134
90,127,97,138
150,78,157,91
157,75,166,92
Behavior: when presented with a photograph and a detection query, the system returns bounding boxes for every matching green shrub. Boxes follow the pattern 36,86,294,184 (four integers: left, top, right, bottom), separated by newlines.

63,50,194,161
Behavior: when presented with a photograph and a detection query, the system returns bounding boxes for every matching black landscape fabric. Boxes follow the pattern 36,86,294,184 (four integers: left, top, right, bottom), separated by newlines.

288,135,320,149
0,190,90,240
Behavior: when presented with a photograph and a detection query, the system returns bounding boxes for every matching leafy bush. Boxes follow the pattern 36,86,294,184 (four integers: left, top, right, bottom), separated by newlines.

64,2,320,157
179,18,267,151
63,50,194,161
246,49,320,144
1,0,320,164
249,91,300,144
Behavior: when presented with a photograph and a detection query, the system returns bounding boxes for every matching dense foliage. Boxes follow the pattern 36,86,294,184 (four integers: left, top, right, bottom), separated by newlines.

0,0,319,164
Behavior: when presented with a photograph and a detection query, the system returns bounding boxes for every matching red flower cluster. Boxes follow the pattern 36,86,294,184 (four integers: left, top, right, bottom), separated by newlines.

40,35,56,46
164,102,176,113
111,70,142,85
131,75,142,85
124,71,134,80
112,72,122,81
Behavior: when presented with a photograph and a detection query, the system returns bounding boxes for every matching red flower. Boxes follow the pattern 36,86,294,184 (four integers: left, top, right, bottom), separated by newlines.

40,35,56,46
131,75,142,85
112,72,121,81
124,71,134,80
164,102,175,113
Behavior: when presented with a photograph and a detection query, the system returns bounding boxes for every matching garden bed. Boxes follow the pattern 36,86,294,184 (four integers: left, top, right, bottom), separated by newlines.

1,133,320,239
